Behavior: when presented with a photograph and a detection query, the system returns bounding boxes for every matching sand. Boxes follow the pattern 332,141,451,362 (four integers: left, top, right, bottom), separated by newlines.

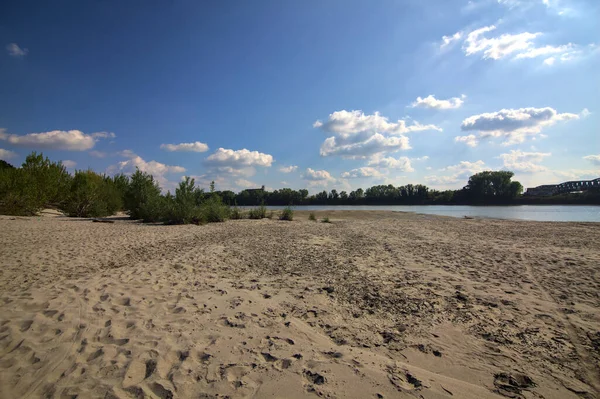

0,210,598,399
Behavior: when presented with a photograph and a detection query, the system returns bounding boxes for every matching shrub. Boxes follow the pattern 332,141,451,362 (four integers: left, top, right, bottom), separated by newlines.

279,206,294,221
124,169,163,221
164,177,202,224
62,170,123,217
267,210,274,219
0,152,71,216
308,212,316,221
200,195,230,223
321,217,331,223
230,206,244,220
248,204,267,219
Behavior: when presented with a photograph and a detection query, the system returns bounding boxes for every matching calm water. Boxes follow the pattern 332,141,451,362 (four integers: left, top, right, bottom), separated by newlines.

256,205,600,222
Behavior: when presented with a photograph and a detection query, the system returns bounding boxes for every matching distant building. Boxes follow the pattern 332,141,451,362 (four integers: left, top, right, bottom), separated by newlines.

524,184,558,197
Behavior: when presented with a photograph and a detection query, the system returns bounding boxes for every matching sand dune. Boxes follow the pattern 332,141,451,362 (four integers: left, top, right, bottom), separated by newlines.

0,211,598,398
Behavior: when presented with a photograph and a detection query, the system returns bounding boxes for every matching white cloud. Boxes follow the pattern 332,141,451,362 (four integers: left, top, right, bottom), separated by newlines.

107,151,186,187
341,167,385,179
0,148,17,161
515,43,574,59
205,148,273,168
412,156,429,161
459,24,591,64
314,110,441,159
583,155,600,166
426,160,487,187
6,43,28,57
320,133,411,158
278,165,298,173
90,132,116,139
62,160,77,169
314,110,442,137
367,155,414,172
454,134,479,147
442,160,487,175
463,25,541,60
460,107,580,145
498,149,551,172
89,150,108,158
160,141,209,153
441,32,462,49
0,129,105,151
303,168,335,181
424,175,462,185
411,94,465,110
235,179,259,189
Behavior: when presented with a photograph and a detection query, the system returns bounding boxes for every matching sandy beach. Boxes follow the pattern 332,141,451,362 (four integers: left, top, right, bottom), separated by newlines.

0,211,598,399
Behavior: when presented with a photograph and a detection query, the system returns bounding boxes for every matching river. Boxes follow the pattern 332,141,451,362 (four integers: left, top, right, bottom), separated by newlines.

253,205,600,222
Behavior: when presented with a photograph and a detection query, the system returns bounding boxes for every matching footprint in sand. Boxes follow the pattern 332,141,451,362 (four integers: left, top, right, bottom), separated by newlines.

20,320,33,332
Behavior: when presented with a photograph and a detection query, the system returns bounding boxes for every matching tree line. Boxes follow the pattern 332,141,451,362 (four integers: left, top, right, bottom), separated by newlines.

1,152,598,223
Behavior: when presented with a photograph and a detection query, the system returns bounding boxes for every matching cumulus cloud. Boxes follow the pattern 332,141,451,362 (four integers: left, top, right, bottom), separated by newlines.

320,133,411,158
454,134,479,147
426,160,487,186
0,129,112,151
583,154,600,166
314,110,441,137
367,155,414,172
442,160,487,175
459,107,580,145
0,148,17,161
303,168,335,181
62,160,77,169
411,94,465,110
499,150,551,172
279,165,298,173
235,179,260,189
160,141,209,153
314,110,441,159
341,167,385,179
107,151,186,183
205,148,273,168
6,43,28,57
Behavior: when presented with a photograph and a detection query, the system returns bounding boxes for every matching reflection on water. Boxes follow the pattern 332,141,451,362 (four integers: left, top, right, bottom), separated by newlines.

255,205,600,222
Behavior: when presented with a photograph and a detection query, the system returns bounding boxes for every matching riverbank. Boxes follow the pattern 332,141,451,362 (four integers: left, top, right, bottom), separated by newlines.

0,211,598,398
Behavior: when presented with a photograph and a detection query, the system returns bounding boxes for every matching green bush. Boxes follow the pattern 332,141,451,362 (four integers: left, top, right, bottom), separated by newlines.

200,195,230,223
164,177,203,224
0,152,71,216
62,170,123,217
248,204,267,219
230,206,244,220
124,169,163,221
279,206,294,221
308,212,316,221
321,217,331,223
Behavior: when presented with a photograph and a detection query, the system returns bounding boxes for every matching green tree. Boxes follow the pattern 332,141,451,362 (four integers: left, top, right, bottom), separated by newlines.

124,169,163,221
464,171,523,202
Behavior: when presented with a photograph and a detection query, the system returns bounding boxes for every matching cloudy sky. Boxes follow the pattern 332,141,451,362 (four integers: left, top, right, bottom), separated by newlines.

1,0,598,192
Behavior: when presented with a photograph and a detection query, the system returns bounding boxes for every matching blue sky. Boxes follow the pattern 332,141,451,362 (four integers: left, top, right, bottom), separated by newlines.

1,0,598,193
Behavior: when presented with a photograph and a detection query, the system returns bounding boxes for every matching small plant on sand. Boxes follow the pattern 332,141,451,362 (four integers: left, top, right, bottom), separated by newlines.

248,204,267,219
308,212,316,221
321,217,331,223
230,205,244,220
279,206,294,221
200,195,229,223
